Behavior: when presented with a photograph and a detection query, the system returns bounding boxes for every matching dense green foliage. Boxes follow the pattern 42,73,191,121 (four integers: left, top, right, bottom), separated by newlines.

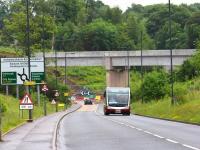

0,0,200,54
142,70,169,102
176,49,200,81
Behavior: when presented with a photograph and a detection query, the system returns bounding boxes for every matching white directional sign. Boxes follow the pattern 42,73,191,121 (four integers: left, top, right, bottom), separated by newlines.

20,93,34,110
1,57,44,85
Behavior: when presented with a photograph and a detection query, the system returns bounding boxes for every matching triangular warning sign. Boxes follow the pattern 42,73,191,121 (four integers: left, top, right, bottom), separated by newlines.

51,99,56,105
20,93,33,105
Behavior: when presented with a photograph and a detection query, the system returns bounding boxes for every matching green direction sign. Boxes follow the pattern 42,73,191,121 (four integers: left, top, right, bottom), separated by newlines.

31,72,44,83
85,94,95,99
2,72,17,84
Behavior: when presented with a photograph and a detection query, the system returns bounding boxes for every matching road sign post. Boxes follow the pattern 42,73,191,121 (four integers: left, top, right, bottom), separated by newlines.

0,104,2,141
54,90,59,112
41,84,48,116
20,93,34,122
64,92,69,110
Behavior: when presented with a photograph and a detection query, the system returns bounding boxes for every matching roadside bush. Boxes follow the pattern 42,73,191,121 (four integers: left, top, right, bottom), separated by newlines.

142,70,169,102
174,83,188,104
130,71,142,102
0,103,7,113
176,48,200,81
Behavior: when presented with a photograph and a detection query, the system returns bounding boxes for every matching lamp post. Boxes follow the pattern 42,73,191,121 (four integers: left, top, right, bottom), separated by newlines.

65,52,67,86
127,49,130,87
0,104,2,141
169,0,174,105
140,31,144,103
26,0,32,121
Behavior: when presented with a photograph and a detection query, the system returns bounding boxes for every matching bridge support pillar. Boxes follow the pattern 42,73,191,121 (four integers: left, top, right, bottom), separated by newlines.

106,68,129,87
105,56,129,87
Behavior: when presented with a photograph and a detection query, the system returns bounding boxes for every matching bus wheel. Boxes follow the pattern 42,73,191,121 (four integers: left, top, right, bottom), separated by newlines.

104,112,109,116
123,113,130,116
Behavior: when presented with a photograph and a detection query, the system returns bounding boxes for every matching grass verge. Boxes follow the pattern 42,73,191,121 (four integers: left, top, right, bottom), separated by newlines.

132,94,200,124
0,94,68,134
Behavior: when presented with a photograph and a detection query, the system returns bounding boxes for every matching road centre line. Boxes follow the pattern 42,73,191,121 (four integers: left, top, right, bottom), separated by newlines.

182,144,200,150
144,131,154,135
153,134,164,139
135,128,142,131
166,139,179,144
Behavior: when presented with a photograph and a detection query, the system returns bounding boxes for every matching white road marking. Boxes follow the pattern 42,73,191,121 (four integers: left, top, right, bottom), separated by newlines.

135,128,142,131
144,131,154,135
166,139,179,144
182,144,200,150
153,134,164,139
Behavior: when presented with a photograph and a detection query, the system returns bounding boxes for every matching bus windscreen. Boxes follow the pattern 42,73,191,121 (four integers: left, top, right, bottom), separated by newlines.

107,89,129,107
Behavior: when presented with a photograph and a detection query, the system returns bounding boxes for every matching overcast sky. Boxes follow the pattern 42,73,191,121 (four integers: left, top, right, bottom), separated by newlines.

99,0,200,11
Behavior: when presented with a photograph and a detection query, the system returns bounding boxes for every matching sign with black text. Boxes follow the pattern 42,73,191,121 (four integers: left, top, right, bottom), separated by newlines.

1,57,44,85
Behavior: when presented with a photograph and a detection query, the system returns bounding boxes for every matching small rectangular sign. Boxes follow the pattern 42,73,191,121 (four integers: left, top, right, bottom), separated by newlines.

2,72,17,84
20,105,33,110
64,93,69,97
58,104,65,107
31,72,44,83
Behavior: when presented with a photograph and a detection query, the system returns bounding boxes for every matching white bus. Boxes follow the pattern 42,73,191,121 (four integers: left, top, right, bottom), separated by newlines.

104,87,130,115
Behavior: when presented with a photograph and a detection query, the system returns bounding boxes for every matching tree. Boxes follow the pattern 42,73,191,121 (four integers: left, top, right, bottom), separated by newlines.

104,7,122,24
186,12,200,48
2,1,55,53
78,19,118,51
55,21,78,51
54,0,81,24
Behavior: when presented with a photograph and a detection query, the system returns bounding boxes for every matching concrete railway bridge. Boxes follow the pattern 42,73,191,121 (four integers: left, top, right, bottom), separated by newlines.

35,49,196,87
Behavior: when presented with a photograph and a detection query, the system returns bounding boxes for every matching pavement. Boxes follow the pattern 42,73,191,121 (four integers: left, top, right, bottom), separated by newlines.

0,104,80,150
57,103,200,150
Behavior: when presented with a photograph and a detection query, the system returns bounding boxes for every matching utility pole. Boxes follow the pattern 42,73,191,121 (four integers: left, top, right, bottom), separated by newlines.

127,49,130,87
42,9,46,81
0,104,2,141
65,52,67,109
26,0,32,121
169,0,174,105
141,31,144,103
65,52,67,86
55,48,58,89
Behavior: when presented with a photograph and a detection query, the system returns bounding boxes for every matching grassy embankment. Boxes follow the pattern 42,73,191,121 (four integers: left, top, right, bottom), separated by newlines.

58,66,106,93
131,74,200,124
0,46,23,57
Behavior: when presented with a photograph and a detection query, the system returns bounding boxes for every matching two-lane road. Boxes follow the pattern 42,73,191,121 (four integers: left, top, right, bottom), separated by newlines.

57,104,200,150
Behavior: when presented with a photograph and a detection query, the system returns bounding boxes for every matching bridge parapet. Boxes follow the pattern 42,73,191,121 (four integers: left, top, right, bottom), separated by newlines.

35,49,196,67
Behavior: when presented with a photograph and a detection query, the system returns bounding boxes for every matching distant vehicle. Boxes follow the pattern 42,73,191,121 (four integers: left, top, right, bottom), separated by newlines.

84,99,93,105
104,87,130,115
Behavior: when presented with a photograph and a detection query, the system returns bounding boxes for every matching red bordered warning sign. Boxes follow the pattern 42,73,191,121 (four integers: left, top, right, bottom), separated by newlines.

20,93,33,110
42,84,48,92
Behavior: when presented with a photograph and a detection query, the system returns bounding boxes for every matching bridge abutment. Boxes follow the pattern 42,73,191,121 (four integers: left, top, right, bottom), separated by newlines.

105,56,129,87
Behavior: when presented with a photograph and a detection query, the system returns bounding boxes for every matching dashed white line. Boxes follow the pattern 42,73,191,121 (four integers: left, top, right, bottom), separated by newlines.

153,134,164,139
135,128,142,131
166,139,179,144
144,131,154,135
182,144,200,150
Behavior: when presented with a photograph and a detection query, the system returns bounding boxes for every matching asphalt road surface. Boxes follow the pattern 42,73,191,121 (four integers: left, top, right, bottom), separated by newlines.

57,103,200,150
